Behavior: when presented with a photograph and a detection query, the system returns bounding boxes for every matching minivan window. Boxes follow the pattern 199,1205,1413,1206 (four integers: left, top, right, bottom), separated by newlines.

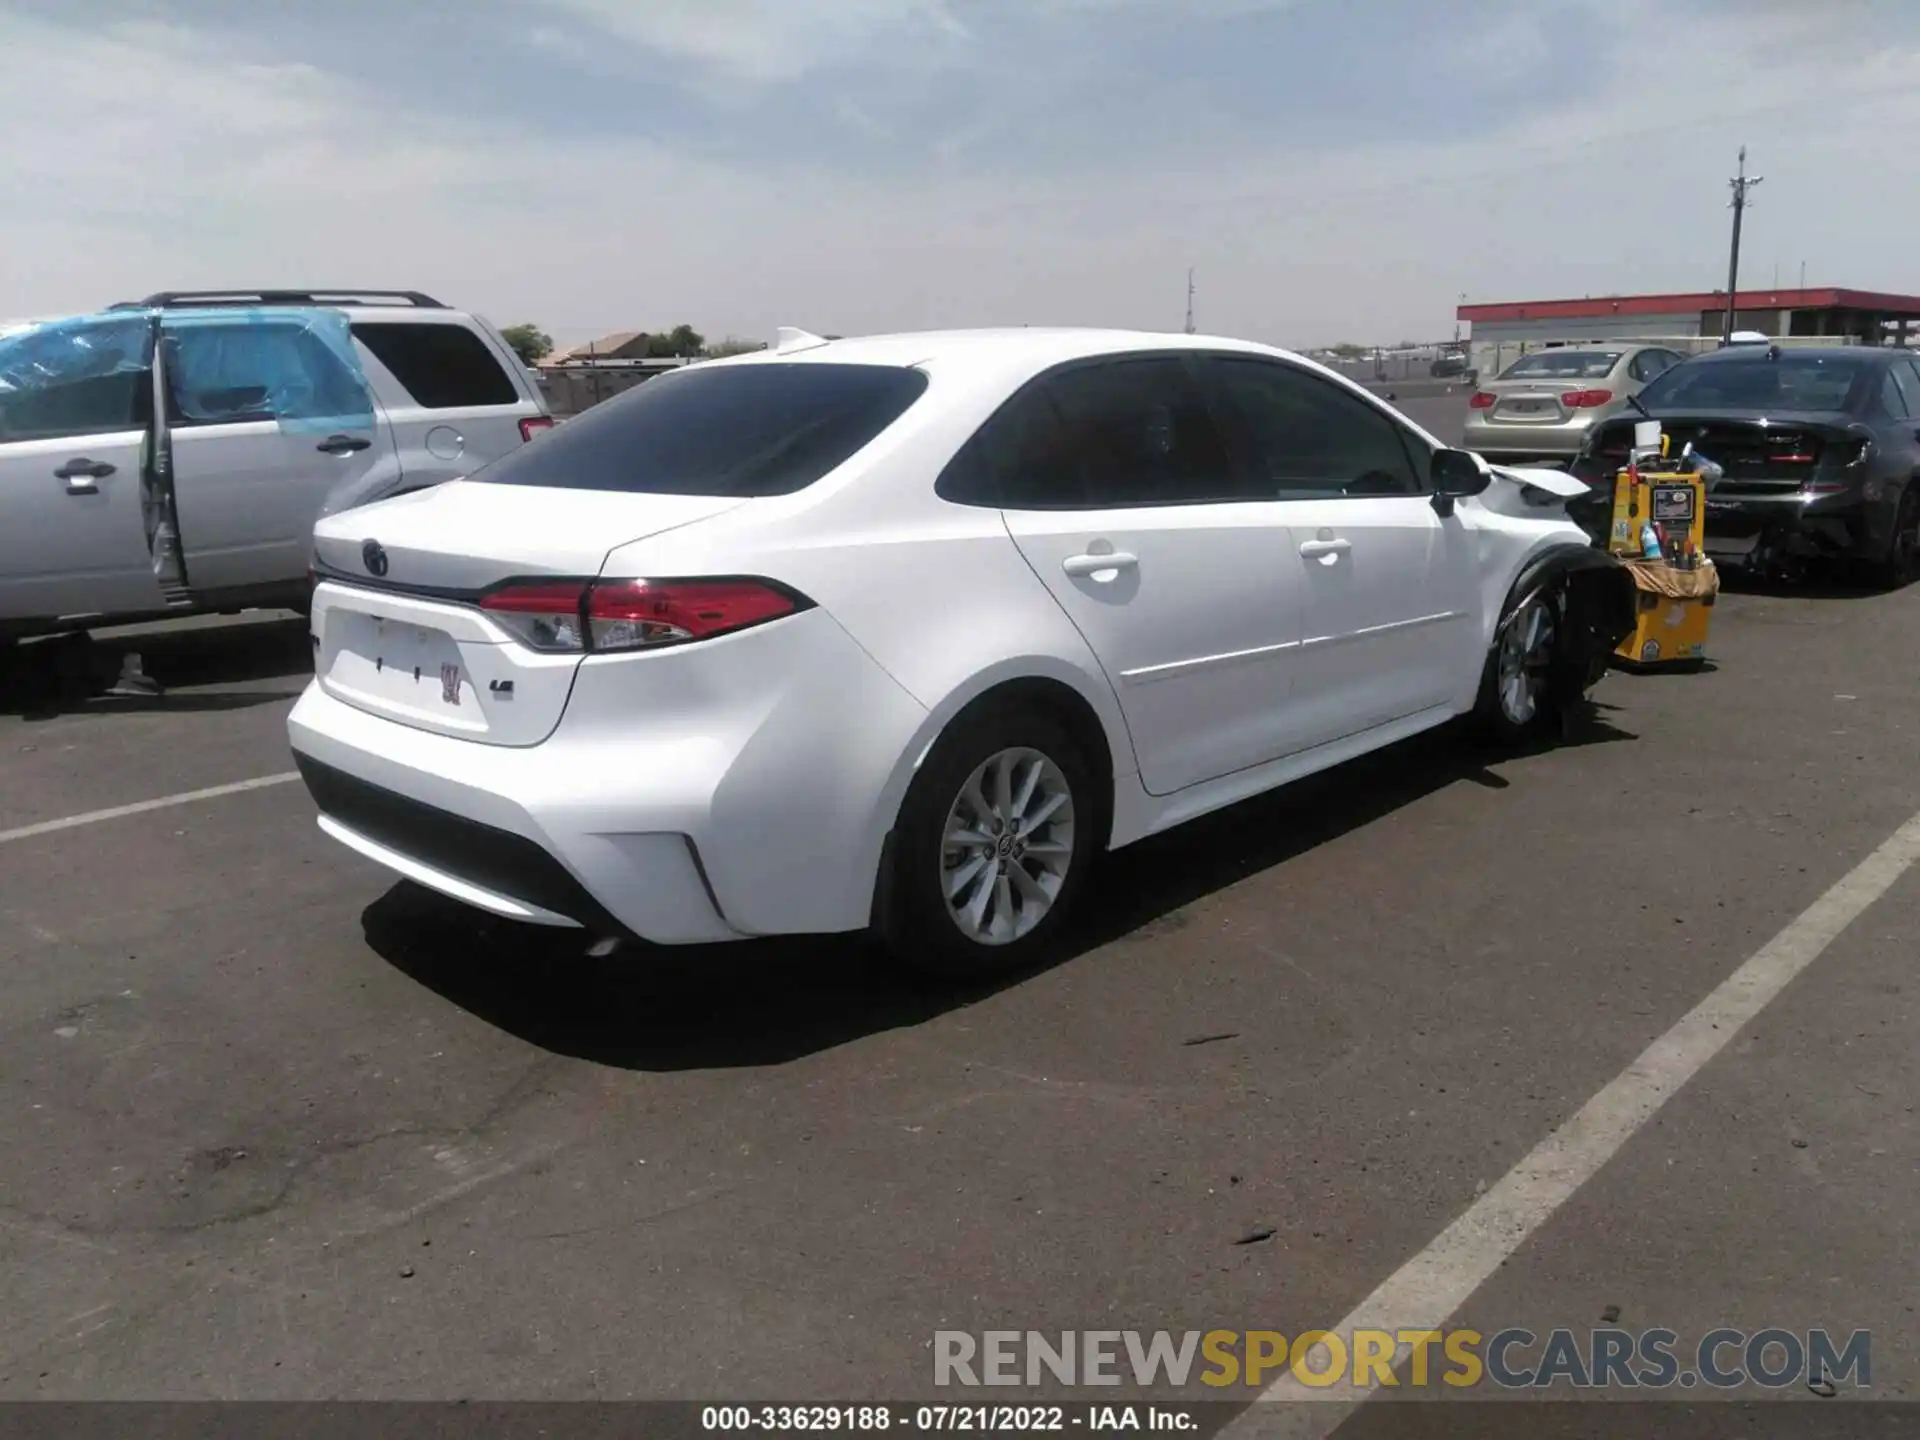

1501,351,1623,380
471,362,929,496
0,315,153,443
352,322,520,408
166,321,370,426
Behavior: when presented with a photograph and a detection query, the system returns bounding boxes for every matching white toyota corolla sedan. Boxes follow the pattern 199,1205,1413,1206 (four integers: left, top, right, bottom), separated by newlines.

288,327,1634,977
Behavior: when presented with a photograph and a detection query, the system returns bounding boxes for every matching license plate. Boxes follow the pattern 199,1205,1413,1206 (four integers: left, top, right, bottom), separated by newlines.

1505,399,1548,413
1706,534,1758,557
337,617,469,711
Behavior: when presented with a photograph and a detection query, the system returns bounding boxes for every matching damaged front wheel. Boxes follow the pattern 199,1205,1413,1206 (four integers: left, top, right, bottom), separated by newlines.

1472,591,1559,744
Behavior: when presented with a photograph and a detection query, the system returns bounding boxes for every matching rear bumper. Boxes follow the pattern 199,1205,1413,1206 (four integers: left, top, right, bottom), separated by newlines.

287,607,931,945
1463,415,1598,460
1702,496,1872,566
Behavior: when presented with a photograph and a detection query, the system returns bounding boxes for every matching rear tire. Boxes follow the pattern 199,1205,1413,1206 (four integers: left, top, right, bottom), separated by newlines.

1866,484,1920,589
1471,587,1561,746
876,703,1101,982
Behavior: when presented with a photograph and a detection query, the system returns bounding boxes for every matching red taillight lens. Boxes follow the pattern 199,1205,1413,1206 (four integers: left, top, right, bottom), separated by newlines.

586,579,804,651
479,580,591,651
519,416,555,442
1468,392,1496,410
1561,389,1614,408
478,577,806,653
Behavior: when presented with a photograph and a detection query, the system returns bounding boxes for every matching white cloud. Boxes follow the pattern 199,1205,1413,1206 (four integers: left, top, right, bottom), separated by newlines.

2,1,1917,348
542,0,970,83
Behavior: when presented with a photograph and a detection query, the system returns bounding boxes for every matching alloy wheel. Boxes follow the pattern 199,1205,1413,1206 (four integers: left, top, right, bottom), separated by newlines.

939,746,1076,946
1497,597,1556,728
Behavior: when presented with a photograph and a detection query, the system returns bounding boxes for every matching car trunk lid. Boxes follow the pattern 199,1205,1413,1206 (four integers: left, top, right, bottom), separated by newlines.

309,480,747,745
1583,412,1851,496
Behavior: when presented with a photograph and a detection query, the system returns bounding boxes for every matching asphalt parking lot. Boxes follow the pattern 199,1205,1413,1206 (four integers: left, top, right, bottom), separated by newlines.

3,393,1918,1429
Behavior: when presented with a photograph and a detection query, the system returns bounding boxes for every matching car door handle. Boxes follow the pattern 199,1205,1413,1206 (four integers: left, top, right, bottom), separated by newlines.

1298,538,1351,558
54,457,115,493
316,434,372,455
1062,551,1138,578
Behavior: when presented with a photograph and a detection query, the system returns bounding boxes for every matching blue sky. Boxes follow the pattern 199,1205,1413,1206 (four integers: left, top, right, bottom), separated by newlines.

2,0,1916,347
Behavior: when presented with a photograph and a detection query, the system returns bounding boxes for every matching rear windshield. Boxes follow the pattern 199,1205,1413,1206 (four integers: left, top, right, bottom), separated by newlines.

1636,352,1868,412
472,362,928,496
1500,351,1621,380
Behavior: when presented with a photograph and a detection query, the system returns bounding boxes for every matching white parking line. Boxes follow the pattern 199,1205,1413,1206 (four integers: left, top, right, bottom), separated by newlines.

1228,805,1920,1438
0,772,301,846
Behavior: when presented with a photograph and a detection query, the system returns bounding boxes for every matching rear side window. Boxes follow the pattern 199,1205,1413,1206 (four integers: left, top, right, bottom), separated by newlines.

1879,368,1911,420
944,357,1239,509
471,362,929,496
351,322,519,408
1629,351,1672,383
0,315,152,443
1888,361,1919,418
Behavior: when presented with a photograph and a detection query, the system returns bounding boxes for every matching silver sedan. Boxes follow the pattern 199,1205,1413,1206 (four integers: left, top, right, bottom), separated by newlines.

1463,344,1688,463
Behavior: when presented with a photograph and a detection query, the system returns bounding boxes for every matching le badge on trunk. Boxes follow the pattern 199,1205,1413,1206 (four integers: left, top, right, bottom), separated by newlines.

361,540,388,577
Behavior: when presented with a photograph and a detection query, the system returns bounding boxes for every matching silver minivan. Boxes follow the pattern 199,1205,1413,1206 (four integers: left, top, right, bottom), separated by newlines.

0,289,551,640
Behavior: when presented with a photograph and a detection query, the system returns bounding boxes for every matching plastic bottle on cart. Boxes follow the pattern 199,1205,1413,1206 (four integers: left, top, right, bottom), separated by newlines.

1641,521,1662,560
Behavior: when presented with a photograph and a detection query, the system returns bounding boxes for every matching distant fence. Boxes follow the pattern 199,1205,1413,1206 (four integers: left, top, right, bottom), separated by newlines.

536,358,696,417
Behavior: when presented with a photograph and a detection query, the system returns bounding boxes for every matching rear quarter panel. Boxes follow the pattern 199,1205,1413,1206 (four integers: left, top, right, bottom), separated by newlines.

596,363,1142,850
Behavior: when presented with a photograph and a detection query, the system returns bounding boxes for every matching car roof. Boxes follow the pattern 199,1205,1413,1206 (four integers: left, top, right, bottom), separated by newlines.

1681,343,1888,366
707,326,1295,375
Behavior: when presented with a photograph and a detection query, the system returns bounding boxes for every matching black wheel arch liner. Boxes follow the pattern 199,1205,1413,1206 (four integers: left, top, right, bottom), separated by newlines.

1498,543,1636,708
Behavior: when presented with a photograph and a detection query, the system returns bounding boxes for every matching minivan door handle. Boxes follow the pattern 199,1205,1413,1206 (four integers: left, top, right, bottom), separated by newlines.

1062,551,1138,579
316,434,372,455
1299,538,1351,559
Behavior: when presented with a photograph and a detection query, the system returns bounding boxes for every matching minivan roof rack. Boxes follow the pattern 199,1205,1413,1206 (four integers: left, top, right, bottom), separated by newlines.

112,289,448,310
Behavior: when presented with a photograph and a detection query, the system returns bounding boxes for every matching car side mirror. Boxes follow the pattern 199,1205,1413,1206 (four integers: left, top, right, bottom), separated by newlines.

1431,448,1491,517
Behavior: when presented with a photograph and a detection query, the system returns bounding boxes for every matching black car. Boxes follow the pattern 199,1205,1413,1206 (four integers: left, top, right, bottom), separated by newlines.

1567,344,1920,583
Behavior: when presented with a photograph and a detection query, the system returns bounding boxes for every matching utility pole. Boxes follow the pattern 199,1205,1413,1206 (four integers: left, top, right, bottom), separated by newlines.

1720,146,1763,346
1454,292,1465,346
1184,268,1196,335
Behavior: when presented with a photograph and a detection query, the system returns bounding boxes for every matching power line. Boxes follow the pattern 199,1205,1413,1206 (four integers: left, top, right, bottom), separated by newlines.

1720,145,1763,346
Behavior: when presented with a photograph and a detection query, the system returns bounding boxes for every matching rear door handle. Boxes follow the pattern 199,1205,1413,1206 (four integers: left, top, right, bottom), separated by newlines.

1062,551,1138,579
317,434,372,455
1299,538,1351,558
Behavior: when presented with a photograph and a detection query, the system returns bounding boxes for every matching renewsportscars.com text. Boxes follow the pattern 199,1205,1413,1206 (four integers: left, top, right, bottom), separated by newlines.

933,1328,1871,1391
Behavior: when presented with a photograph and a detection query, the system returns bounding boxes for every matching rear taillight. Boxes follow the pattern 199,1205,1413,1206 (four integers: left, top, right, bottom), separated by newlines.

586,579,804,651
1468,392,1496,410
519,417,555,442
1832,435,1874,468
478,578,808,654
1561,389,1613,408
479,581,591,651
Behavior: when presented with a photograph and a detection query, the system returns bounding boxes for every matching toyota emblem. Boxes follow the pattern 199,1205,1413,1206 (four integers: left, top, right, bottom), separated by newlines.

361,540,388,577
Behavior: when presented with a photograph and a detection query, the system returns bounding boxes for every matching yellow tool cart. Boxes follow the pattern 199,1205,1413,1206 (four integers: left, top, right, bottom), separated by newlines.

1605,423,1720,670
